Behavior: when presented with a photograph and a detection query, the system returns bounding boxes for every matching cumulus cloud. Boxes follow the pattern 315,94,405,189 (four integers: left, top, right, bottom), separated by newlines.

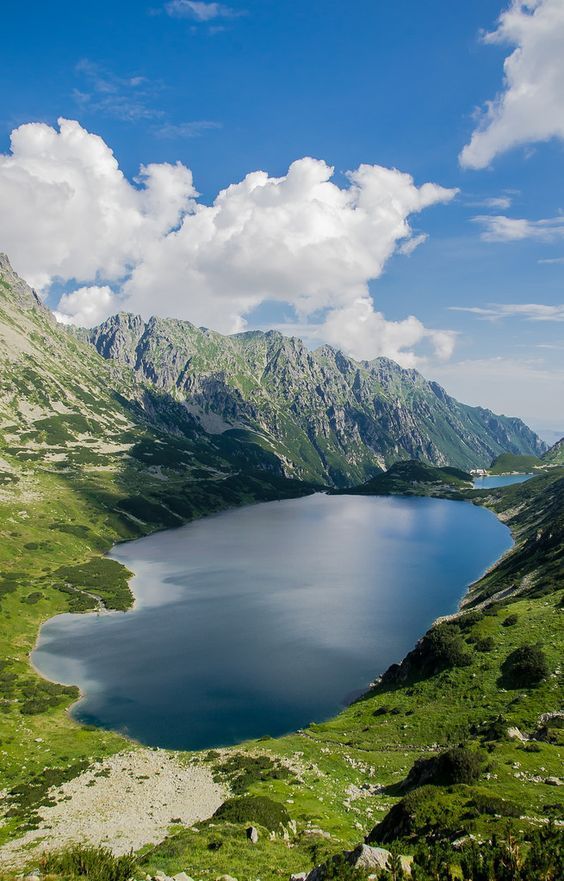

54,286,119,327
460,0,564,169
0,118,196,289
0,118,458,366
320,299,456,367
473,213,564,241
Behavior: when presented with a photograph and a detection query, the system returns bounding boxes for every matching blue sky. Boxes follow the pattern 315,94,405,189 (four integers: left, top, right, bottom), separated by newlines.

1,0,563,438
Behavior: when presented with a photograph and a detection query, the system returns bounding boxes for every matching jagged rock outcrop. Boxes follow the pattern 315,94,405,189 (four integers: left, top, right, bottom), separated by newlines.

81,312,546,486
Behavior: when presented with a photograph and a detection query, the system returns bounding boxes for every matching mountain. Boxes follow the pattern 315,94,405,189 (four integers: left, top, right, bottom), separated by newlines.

543,436,564,464
81,312,546,485
0,254,315,539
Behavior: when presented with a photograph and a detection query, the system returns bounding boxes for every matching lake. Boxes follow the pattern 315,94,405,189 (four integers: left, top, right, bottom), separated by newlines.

473,473,535,489
33,493,512,750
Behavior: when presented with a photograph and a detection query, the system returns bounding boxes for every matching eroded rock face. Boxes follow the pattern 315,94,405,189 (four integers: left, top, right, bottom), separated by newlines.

83,313,546,486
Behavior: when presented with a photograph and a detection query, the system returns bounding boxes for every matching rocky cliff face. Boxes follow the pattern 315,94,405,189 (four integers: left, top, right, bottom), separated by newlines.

82,313,546,486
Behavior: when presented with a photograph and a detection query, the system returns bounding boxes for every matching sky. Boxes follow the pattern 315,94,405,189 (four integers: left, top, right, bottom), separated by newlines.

0,0,563,440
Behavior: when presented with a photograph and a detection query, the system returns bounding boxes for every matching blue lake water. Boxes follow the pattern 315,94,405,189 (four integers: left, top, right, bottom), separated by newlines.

33,493,512,751
473,473,535,489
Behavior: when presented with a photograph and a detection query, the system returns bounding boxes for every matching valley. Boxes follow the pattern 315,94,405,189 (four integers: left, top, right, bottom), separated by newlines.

0,256,562,880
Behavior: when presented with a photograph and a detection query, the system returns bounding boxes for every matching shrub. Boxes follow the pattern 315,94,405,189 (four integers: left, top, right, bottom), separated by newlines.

39,845,136,881
467,792,520,818
477,715,507,742
502,613,519,627
213,754,293,793
381,623,471,686
212,795,290,831
474,636,495,653
500,644,549,688
404,746,483,789
367,786,459,844
321,854,370,880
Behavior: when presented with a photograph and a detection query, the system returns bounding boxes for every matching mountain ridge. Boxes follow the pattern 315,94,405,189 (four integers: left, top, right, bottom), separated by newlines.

80,311,546,485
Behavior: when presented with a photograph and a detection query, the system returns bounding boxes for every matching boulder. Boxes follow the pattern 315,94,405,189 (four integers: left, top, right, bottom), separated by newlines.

246,825,259,844
306,843,411,880
173,874,195,881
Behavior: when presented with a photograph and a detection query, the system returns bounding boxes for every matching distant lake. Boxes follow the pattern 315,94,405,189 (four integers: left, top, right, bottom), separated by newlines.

33,494,512,751
473,473,535,489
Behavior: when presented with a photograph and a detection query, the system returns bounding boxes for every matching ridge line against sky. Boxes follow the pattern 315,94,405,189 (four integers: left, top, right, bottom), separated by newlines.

0,0,563,436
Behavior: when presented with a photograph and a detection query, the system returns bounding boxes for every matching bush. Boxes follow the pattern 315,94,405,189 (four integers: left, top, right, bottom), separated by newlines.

404,746,483,788
321,854,370,880
212,795,290,831
467,792,520,818
367,786,459,844
477,715,507,742
500,644,549,688
474,636,495,653
381,623,472,686
39,845,136,881
213,754,293,793
502,613,519,627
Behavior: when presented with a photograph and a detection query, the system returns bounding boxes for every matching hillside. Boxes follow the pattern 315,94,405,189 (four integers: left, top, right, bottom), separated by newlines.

332,459,473,498
543,436,564,464
80,312,546,484
489,452,544,474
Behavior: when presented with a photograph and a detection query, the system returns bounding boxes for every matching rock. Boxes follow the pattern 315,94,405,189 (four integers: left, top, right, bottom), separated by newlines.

544,776,562,786
301,827,331,838
306,844,411,880
290,874,308,881
246,825,259,844
173,874,195,881
216,876,238,881
349,845,392,871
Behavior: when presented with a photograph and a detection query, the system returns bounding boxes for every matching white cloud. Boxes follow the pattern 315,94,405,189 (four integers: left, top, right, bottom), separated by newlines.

73,60,163,123
54,286,119,327
460,0,564,169
449,302,564,321
320,299,456,367
482,196,512,209
430,356,564,425
155,120,221,139
165,1,242,21
473,213,564,241
0,118,196,289
539,256,564,264
398,233,428,256
0,118,458,366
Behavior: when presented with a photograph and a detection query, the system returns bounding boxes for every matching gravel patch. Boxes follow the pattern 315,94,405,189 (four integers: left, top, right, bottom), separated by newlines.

0,749,225,869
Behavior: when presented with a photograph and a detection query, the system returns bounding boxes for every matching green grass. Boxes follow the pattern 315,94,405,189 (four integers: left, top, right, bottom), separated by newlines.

489,452,544,474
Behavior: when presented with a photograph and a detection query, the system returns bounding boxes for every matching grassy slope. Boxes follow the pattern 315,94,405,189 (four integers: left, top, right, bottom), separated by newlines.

489,452,544,474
